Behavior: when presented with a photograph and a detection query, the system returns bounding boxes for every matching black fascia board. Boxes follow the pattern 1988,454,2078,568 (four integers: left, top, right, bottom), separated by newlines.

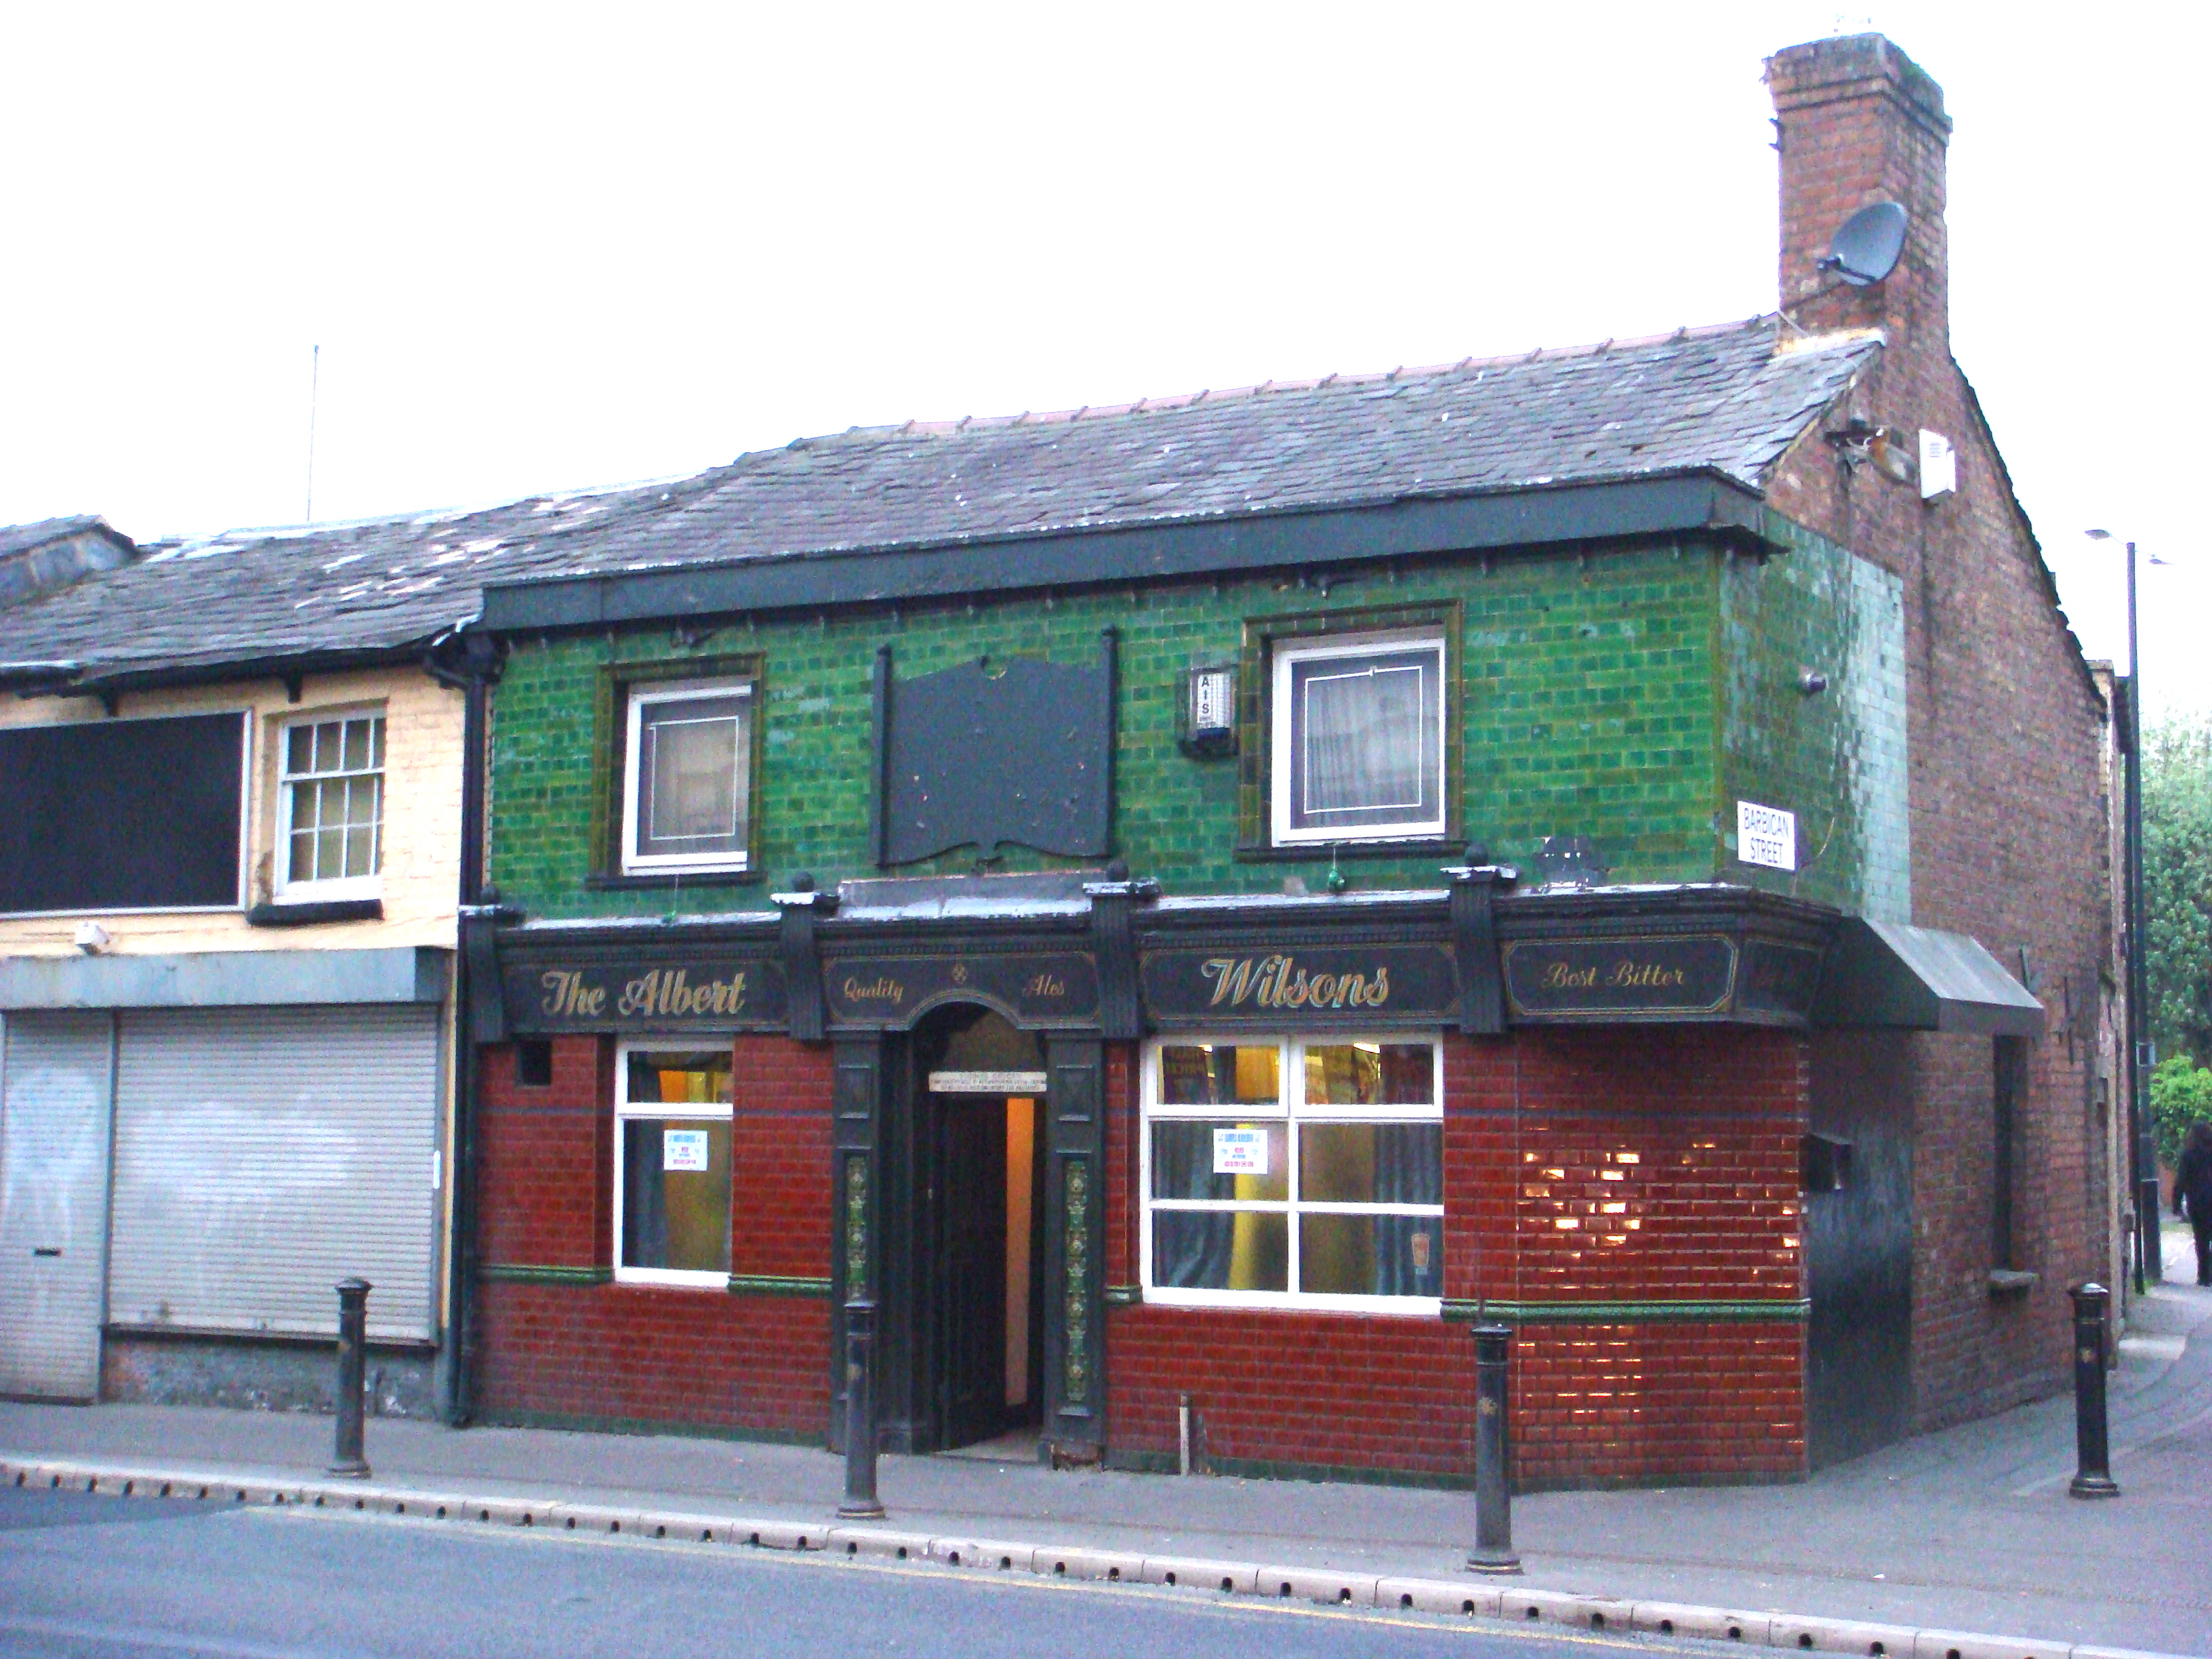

476,470,1774,634
1,644,430,701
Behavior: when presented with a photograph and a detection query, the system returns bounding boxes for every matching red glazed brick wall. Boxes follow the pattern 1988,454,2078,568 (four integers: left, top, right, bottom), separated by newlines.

1765,37,2110,1430
1105,1027,1807,1487
473,1033,836,1438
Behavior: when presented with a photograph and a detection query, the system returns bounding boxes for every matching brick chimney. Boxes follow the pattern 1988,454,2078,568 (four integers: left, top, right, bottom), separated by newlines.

1767,35,1952,352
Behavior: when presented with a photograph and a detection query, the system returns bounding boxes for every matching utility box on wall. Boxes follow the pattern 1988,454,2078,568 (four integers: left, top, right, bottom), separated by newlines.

1178,665,1237,759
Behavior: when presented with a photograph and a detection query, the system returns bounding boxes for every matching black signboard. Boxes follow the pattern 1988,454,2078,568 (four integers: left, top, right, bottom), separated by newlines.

504,957,789,1032
1502,934,1736,1021
1738,939,1825,1024
824,951,1100,1028
1140,943,1458,1025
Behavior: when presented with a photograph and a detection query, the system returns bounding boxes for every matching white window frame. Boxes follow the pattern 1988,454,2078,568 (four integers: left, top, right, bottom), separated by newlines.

274,709,386,902
1269,630,1447,846
611,1037,735,1289
1139,1033,1444,1315
620,678,755,876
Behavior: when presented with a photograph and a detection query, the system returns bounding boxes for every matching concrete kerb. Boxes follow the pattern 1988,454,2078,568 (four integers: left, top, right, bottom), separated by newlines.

0,1456,2198,1659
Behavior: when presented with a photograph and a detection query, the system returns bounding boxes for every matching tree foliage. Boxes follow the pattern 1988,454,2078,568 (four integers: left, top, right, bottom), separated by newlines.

2148,1054,2212,1165
2142,711,2212,1072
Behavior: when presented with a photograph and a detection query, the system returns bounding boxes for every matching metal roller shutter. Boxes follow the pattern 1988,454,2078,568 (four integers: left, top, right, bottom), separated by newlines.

0,1011,115,1401
109,1004,440,1344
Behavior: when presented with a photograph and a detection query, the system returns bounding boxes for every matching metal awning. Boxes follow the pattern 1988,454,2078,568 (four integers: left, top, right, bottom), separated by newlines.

1814,918,2045,1036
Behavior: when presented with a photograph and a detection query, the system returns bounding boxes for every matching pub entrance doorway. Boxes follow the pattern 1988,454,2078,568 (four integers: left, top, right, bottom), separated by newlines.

910,1005,1047,1454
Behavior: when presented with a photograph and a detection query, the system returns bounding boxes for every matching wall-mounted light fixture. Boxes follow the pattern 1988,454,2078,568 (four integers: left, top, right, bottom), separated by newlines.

1798,668,1829,695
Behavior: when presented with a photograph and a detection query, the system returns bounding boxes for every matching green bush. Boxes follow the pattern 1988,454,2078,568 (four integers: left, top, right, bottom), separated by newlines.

2148,1053,2212,1166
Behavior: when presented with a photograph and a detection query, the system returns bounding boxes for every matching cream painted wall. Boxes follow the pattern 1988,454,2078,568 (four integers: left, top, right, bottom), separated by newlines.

0,665,464,956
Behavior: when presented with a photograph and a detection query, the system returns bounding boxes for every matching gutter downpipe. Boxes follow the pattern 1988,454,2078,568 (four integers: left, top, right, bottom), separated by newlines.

2123,542,2161,1289
426,630,501,1425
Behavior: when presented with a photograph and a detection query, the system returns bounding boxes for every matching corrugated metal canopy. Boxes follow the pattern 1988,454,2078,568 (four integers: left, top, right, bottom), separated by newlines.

1814,918,2045,1036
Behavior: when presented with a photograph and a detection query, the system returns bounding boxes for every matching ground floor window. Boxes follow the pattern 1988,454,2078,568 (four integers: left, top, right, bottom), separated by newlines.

1141,1034,1442,1312
613,1041,733,1286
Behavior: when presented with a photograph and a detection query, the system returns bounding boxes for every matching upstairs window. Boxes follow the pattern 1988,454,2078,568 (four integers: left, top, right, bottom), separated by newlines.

1271,633,1446,844
621,679,754,874
277,713,384,899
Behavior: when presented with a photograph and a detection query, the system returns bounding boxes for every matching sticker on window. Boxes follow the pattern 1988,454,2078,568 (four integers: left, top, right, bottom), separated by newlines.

663,1128,710,1172
1212,1127,1269,1176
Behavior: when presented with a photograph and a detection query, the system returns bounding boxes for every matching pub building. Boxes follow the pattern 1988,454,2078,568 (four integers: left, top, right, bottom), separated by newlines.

457,35,2109,1488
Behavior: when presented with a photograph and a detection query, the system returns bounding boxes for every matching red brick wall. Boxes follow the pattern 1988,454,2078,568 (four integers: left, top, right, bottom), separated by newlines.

1766,37,2110,1430
1106,1027,1808,1486
472,1034,835,1438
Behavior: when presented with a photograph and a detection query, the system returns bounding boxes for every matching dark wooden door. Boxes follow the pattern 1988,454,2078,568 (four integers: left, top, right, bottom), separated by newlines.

935,1097,1008,1450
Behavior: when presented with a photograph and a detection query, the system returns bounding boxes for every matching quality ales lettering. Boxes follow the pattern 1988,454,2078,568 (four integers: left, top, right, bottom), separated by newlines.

1538,957,1688,992
1200,954,1391,1011
538,966,750,1021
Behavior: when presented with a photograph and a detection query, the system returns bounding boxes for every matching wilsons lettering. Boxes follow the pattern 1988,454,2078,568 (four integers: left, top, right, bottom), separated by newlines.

1202,954,1391,1010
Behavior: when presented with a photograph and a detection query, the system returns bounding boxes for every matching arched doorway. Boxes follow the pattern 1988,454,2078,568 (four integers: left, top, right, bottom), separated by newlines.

909,1004,1047,1452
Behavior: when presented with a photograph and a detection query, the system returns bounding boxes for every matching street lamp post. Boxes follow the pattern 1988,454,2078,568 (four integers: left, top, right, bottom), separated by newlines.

2088,529,2162,1290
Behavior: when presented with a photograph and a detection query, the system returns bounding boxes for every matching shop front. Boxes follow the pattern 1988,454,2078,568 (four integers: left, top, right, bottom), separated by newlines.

470,871,2034,1486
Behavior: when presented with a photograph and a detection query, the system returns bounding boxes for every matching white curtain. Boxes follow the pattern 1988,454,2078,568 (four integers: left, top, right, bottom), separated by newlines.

1302,663,1424,817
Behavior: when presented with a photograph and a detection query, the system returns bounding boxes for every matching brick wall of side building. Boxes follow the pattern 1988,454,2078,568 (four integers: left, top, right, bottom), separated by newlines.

472,1033,835,1439
1764,35,2110,1429
1106,1027,1807,1488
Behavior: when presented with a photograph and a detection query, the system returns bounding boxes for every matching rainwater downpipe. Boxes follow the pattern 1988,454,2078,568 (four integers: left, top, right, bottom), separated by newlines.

426,631,499,1425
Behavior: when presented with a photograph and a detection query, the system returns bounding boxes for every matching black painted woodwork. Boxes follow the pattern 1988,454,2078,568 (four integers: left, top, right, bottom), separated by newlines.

1448,866,1511,1036
1805,1030,1913,1469
1042,1034,1106,1461
0,712,243,914
935,1096,1009,1450
828,1033,885,1456
874,634,1115,865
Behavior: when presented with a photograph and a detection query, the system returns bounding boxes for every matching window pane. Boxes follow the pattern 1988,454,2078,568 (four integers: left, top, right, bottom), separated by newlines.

314,721,337,773
1303,1042,1435,1107
289,829,317,882
370,718,386,768
1151,1210,1287,1292
287,724,312,774
1158,1044,1279,1106
624,1050,733,1106
1298,1122,1442,1205
1299,1212,1441,1297
636,695,750,858
316,828,343,878
619,1118,732,1273
341,719,371,771
289,785,316,833
1150,1120,1288,1202
1284,644,1440,832
344,825,375,878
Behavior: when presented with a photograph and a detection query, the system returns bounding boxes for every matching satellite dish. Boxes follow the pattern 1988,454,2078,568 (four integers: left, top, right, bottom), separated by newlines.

1820,201,1908,286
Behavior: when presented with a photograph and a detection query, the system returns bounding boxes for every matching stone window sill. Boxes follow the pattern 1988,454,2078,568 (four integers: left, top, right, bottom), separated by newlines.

1988,1269,2039,1296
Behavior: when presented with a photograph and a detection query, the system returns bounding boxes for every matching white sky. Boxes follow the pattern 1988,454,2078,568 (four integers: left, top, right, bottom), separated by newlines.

3,3,2204,711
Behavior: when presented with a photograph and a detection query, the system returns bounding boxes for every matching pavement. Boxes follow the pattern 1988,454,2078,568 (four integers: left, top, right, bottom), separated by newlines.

5,1227,2207,1658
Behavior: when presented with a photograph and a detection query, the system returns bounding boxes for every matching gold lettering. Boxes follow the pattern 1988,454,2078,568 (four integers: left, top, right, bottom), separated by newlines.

1202,955,1391,1012
579,986,605,1017
841,975,905,1004
1025,972,1065,998
539,969,584,1018
1368,966,1389,1005
617,971,657,1019
1202,957,1258,1007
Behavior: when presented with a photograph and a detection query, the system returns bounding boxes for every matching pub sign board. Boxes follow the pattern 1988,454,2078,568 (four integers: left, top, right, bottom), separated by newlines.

504,956,790,1032
825,951,1100,1028
1502,934,1737,1021
1140,943,1459,1025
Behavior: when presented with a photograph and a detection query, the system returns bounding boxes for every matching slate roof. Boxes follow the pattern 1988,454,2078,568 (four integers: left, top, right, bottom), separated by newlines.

553,316,1880,581
0,316,1879,691
0,516,123,561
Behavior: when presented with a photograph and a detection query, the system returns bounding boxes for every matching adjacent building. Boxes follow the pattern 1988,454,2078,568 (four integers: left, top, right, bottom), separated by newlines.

451,35,2110,1485
0,485,682,1414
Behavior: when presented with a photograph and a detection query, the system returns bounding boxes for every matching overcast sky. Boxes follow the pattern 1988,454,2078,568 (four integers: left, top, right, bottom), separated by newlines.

3,3,2203,712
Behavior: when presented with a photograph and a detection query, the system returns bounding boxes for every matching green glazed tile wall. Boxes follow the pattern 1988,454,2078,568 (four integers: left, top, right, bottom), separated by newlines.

487,531,1900,922
1717,516,1910,920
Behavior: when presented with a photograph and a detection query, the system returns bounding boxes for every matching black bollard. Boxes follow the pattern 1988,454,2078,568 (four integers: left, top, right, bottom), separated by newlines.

329,1277,372,1478
1466,1322,1523,1574
2068,1282,2120,1499
838,1297,885,1519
